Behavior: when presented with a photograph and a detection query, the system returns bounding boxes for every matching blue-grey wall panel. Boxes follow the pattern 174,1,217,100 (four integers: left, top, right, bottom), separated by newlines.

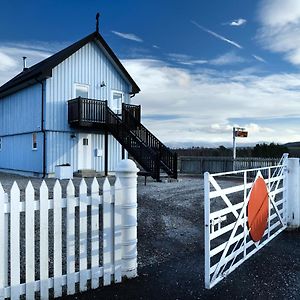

0,133,43,173
46,131,77,174
46,131,124,174
45,41,131,131
0,84,42,135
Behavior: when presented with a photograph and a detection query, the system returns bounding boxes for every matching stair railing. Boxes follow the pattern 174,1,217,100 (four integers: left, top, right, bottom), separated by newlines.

106,104,161,180
122,104,177,178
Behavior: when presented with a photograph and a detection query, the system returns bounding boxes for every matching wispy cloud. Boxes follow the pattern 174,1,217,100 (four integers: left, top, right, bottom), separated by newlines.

210,52,246,65
257,0,300,65
168,53,208,66
123,58,300,145
225,18,247,27
0,42,56,85
168,51,245,66
252,54,266,63
0,52,17,71
2,40,300,146
111,30,143,42
191,20,243,49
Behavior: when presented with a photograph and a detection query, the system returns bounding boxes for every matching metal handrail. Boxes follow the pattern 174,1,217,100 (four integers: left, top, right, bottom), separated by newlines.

122,104,177,178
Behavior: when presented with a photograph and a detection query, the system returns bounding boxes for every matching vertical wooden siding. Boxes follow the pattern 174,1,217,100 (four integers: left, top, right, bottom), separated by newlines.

0,84,41,136
45,41,131,131
45,41,131,172
0,133,43,173
46,132,124,174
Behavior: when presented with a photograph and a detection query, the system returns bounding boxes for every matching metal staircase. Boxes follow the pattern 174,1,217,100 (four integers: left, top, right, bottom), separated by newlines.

121,103,177,180
68,97,177,181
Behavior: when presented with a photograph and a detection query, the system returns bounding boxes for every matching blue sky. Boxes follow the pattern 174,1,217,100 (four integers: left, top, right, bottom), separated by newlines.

1,0,300,147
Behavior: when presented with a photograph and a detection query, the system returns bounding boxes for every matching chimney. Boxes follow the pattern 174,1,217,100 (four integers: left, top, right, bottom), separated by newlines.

22,56,28,71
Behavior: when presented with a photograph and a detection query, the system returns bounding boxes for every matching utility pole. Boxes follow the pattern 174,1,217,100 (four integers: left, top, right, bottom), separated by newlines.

233,127,237,160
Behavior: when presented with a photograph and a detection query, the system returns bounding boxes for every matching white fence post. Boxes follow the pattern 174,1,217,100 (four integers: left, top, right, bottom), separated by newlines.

115,159,139,279
287,158,300,228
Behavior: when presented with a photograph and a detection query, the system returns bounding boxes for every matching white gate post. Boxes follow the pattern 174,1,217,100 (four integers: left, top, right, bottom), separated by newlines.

115,159,139,278
287,158,300,228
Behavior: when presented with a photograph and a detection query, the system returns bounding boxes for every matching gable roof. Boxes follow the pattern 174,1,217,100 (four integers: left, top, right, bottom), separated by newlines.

0,31,140,98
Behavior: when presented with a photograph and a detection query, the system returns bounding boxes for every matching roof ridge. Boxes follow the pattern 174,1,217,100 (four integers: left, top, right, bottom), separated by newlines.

0,31,140,98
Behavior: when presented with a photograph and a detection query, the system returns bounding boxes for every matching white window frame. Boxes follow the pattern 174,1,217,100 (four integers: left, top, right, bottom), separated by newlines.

110,90,124,114
32,133,37,151
74,83,90,99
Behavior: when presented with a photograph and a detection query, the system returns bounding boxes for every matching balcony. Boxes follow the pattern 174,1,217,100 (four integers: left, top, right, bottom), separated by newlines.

68,97,141,129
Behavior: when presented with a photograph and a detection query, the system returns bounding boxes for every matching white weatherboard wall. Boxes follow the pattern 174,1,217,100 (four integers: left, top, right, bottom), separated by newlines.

45,40,131,173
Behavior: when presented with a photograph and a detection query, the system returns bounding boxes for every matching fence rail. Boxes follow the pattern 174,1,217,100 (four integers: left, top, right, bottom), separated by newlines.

179,156,280,175
0,160,139,299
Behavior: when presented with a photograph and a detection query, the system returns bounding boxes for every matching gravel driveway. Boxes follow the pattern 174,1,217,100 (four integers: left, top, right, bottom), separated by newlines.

0,172,299,299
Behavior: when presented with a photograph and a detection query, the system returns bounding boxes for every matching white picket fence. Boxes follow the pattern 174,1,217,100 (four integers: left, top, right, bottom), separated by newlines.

0,159,139,299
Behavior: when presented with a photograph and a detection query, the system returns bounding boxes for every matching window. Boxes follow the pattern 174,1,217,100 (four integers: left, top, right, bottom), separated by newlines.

83,138,89,146
75,84,89,98
0,138,2,151
32,133,37,150
111,91,123,114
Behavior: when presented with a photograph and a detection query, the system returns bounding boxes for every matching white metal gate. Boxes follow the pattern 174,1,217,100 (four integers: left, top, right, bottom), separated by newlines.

204,154,289,289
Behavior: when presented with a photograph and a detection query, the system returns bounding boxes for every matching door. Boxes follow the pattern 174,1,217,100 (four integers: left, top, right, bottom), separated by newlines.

111,91,123,115
78,134,92,170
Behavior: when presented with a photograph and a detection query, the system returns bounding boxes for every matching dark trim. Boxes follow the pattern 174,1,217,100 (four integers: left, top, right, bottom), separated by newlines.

35,79,46,178
122,146,125,160
0,167,41,175
104,129,108,176
41,81,46,178
0,31,140,98
0,131,42,138
0,129,112,137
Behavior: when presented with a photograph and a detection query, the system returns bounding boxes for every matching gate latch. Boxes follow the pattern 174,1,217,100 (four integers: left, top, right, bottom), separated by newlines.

211,216,227,232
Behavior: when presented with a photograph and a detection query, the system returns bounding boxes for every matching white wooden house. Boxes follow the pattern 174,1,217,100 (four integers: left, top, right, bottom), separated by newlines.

0,25,177,181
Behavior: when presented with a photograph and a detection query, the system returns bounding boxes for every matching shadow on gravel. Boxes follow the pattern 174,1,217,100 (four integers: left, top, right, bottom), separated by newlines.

61,231,300,300
60,177,300,300
2,173,298,299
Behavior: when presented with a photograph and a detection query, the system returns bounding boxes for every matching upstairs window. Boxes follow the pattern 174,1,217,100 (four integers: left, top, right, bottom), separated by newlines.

83,138,89,146
75,84,89,98
32,133,37,150
111,91,123,115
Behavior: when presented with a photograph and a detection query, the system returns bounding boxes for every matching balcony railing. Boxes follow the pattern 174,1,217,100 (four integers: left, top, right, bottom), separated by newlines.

122,103,141,123
68,97,107,126
68,97,141,127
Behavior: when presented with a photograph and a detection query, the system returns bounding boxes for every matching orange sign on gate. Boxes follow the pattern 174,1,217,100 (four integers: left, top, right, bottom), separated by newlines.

247,175,269,242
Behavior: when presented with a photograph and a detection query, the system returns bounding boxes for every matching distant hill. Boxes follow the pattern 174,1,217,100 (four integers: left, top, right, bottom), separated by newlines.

284,142,300,157
284,142,300,148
